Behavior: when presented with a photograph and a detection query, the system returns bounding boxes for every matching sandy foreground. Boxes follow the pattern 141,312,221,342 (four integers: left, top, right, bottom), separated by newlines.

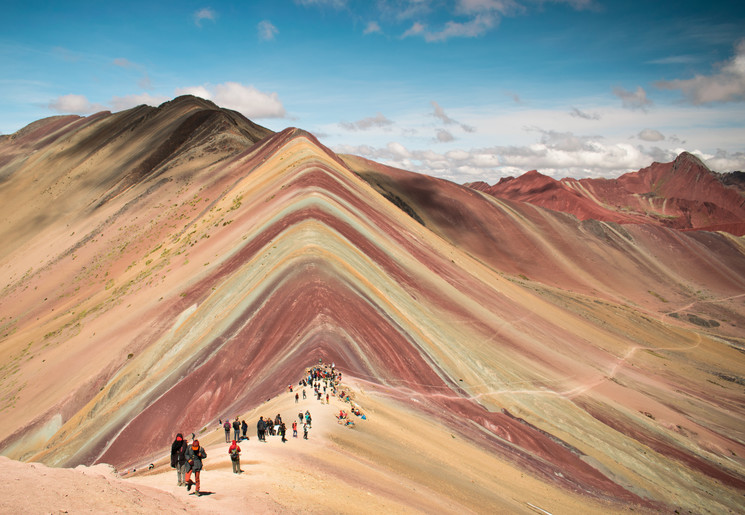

3,377,648,514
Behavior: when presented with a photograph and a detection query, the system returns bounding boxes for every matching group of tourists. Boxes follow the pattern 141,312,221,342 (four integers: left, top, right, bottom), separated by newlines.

169,360,366,496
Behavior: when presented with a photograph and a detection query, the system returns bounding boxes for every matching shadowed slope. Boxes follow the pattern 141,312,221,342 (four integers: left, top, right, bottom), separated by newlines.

1,103,745,513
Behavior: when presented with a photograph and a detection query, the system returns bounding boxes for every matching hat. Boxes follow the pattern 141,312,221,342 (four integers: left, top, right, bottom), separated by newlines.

192,440,200,447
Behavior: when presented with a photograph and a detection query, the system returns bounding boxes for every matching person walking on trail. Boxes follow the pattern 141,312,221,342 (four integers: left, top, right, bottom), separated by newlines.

228,440,242,473
223,420,231,443
257,416,266,442
295,392,299,403
241,419,248,440
170,433,188,486
303,422,309,440
280,422,287,443
305,410,312,428
232,417,241,442
185,439,207,496
292,421,298,438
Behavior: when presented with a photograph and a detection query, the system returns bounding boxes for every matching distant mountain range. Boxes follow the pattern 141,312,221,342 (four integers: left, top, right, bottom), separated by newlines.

466,153,745,235
1,96,744,513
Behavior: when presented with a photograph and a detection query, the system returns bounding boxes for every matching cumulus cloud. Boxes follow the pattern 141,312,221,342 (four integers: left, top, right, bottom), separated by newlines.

408,14,496,42
637,128,665,142
194,7,217,27
455,0,522,16
176,82,286,118
334,131,680,184
364,21,382,34
656,39,745,104
258,20,279,41
613,86,653,111
48,94,107,114
569,107,599,120
339,112,394,131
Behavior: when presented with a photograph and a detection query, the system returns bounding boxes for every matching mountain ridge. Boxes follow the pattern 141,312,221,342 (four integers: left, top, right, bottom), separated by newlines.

467,152,745,235
1,97,745,513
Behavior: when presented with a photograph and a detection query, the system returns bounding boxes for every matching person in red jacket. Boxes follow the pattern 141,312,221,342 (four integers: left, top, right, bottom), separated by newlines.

228,440,242,474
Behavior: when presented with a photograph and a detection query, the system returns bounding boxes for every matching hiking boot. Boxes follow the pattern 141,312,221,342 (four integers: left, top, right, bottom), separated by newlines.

186,480,193,491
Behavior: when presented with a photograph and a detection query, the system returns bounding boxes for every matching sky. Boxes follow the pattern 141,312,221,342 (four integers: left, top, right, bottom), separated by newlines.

1,0,744,183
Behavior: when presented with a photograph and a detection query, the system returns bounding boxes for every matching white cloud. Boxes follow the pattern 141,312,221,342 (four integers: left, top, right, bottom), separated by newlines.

48,94,107,114
176,82,286,118
425,14,496,42
638,128,665,142
431,101,475,132
402,22,425,38
613,86,653,111
456,0,522,15
340,112,394,131
656,39,745,104
436,129,455,142
194,7,217,27
294,0,347,7
569,106,599,120
258,20,279,41
110,93,168,112
364,21,382,35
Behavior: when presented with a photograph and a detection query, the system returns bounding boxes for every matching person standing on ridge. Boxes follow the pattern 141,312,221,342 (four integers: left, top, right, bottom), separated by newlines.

241,419,248,440
170,433,188,486
223,419,231,443
232,417,241,442
257,416,266,442
228,439,242,473
185,439,207,496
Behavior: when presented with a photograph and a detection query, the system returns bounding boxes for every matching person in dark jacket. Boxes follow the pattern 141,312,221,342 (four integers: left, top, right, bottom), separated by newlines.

170,433,188,486
184,439,207,495
241,419,248,440
257,416,266,442
232,417,240,442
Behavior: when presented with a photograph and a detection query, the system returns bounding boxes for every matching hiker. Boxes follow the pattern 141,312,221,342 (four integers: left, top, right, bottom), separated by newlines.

303,422,309,439
295,392,299,403
170,433,188,486
257,416,266,442
185,439,207,495
305,410,312,428
326,393,329,404
223,420,231,443
302,389,306,399
280,422,287,443
241,419,248,440
232,417,240,442
292,421,298,437
228,440,242,473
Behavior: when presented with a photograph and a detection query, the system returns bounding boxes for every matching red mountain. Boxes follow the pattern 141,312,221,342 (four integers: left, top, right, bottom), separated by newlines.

468,152,745,235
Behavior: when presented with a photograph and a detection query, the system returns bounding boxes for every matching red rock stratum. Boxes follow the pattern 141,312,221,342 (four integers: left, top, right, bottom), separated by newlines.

1,97,744,513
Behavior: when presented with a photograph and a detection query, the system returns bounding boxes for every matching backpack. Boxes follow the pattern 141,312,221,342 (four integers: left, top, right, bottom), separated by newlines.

224,421,230,430
230,448,239,461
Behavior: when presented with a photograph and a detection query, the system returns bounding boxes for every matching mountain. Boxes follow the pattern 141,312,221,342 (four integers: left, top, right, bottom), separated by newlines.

467,153,745,235
1,96,744,513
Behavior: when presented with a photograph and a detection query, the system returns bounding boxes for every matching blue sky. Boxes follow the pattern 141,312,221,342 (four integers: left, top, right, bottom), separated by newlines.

1,0,744,182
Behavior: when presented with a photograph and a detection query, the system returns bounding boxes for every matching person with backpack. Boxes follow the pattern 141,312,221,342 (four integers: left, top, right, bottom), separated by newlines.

241,419,248,440
223,419,230,443
185,439,207,496
228,440,242,473
232,417,241,442
170,433,188,486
